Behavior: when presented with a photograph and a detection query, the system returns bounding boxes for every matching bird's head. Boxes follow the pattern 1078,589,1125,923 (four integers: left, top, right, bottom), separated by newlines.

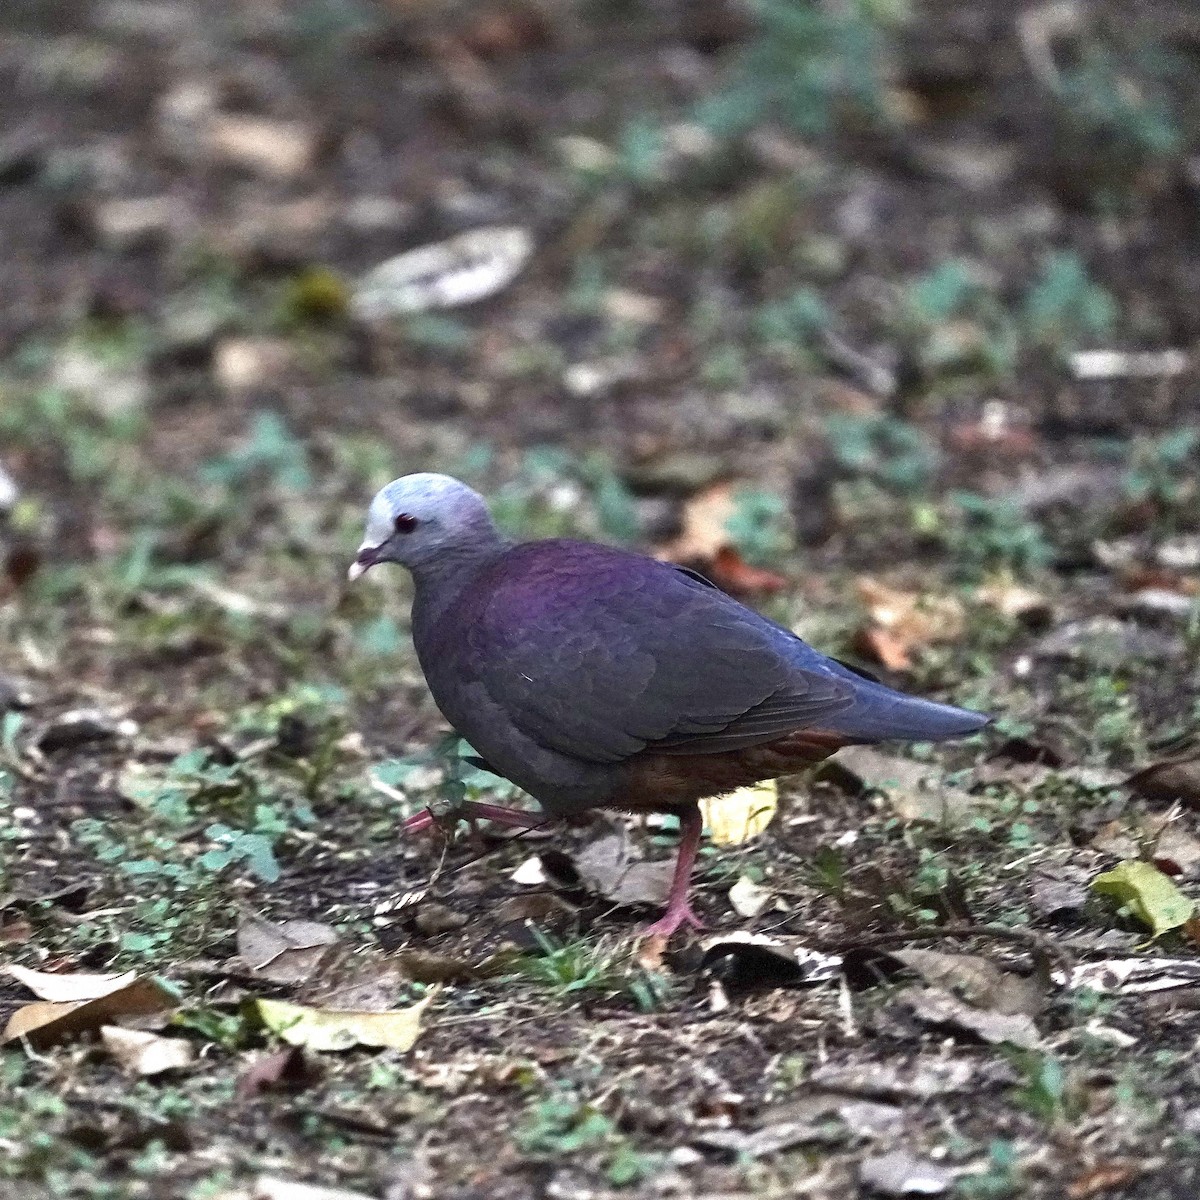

348,473,498,580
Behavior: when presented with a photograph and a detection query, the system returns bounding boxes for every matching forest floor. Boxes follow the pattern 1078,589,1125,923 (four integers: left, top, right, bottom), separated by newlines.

3,1,1200,1197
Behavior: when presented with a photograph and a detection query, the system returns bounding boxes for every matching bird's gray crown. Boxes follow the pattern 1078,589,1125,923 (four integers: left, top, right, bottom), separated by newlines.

350,473,500,580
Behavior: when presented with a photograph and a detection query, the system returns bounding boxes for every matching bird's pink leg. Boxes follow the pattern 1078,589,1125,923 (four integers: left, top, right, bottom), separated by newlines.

458,800,547,829
641,804,705,939
401,800,546,835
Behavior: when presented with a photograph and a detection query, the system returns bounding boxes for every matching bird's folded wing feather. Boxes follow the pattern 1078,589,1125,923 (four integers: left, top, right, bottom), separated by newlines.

469,554,855,764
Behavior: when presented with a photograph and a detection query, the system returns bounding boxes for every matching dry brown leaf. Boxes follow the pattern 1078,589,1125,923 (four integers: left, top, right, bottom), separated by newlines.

974,577,1053,623
853,578,965,670
634,933,670,971
2,976,177,1048
236,914,340,985
235,1047,318,1101
852,626,914,672
1127,755,1200,808
4,964,136,1003
707,546,789,595
660,480,738,562
100,1025,195,1075
1066,1162,1141,1199
655,482,789,596
832,746,976,825
568,834,674,908
896,985,1041,1049
887,948,1044,1016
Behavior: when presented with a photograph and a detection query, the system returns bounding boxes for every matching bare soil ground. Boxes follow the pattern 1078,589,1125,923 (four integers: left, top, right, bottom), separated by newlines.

3,2,1200,1198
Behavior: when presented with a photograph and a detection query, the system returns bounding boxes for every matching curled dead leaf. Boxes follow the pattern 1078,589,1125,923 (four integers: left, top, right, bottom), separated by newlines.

5,965,137,1003
351,226,532,319
2,976,177,1048
656,482,788,596
557,833,674,909
829,747,976,826
235,1046,318,1101
895,985,1041,1049
101,1025,195,1075
236,913,340,985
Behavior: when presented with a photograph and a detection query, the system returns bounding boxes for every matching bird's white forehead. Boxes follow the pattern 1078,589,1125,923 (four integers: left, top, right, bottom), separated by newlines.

361,473,482,547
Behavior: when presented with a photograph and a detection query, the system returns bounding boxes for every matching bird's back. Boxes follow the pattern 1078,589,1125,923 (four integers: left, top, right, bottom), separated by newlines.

415,538,985,780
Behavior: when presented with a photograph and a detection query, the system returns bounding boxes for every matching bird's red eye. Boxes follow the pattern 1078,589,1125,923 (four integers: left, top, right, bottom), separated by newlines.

394,513,418,534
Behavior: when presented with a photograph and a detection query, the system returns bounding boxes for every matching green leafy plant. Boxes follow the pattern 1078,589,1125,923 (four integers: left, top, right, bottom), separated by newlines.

515,1086,659,1184
200,411,311,492
1005,1049,1086,1125
1122,428,1199,516
826,413,940,494
725,487,791,564
753,287,829,354
958,1139,1022,1198
1024,251,1118,350
696,0,906,138
510,930,674,1012
942,492,1054,578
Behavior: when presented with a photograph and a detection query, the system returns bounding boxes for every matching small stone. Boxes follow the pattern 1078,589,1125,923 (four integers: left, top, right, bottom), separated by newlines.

205,115,317,180
92,195,189,252
0,126,46,185
36,710,138,755
94,2,197,39
412,903,468,936
601,289,663,325
156,298,227,364
219,197,334,267
341,195,415,235
0,463,17,511
860,1150,955,1196
213,338,298,392
52,347,150,418
156,79,218,138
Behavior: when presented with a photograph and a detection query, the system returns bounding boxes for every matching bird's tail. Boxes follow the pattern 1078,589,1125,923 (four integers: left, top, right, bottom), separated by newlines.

824,677,990,743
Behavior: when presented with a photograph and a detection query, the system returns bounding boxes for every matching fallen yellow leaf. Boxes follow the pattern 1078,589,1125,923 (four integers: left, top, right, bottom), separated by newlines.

255,991,434,1053
702,779,778,846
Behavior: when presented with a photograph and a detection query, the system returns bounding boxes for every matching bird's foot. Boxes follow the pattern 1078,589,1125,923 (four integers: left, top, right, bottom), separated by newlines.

400,799,545,835
640,902,705,940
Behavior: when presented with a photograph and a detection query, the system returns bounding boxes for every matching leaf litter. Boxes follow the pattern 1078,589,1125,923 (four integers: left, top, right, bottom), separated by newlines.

235,913,341,985
253,989,435,1053
1091,860,1195,937
100,1025,196,1075
3,974,178,1049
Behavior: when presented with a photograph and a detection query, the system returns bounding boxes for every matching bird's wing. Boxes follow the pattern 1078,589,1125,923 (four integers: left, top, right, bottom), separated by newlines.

468,545,855,765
